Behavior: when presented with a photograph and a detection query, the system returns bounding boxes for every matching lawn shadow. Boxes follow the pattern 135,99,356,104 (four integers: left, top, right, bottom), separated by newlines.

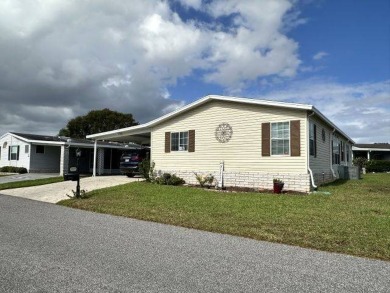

320,179,350,188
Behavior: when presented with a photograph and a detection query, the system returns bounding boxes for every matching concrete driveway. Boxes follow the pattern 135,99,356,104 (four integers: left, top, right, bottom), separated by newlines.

0,175,141,203
0,195,389,292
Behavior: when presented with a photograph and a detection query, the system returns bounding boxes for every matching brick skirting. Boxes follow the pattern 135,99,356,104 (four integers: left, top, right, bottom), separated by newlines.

156,169,312,193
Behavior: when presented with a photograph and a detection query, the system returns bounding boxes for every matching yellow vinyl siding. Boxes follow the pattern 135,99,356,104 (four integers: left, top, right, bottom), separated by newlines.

151,100,307,173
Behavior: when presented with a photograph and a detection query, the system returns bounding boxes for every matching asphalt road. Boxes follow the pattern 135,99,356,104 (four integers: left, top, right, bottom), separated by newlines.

0,195,389,292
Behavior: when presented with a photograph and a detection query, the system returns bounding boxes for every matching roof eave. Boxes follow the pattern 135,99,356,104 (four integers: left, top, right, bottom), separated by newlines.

86,95,313,140
311,107,355,144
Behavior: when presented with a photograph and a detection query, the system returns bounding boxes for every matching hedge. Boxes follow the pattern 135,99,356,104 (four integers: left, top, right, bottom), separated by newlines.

0,166,28,174
365,160,390,173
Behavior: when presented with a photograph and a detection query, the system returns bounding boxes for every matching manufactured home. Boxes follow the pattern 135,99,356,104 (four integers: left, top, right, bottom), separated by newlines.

0,132,138,175
87,95,355,192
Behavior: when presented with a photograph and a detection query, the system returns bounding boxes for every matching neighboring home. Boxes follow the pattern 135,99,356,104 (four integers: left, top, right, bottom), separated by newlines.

352,143,390,161
0,132,139,175
86,95,355,192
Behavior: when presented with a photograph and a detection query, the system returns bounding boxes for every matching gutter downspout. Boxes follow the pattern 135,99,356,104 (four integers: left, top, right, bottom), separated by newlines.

307,111,317,189
218,161,224,189
330,129,337,178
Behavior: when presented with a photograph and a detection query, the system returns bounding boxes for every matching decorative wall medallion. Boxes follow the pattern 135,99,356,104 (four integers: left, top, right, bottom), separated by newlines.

215,123,233,143
322,129,326,142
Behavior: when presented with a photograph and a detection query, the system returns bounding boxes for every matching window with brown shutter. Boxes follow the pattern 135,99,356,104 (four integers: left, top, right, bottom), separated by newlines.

188,130,195,152
290,120,301,156
262,123,270,156
165,132,170,153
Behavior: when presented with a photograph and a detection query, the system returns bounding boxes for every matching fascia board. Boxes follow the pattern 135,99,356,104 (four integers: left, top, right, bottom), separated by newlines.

86,95,311,140
8,133,30,143
86,95,354,144
312,107,355,144
352,147,390,151
28,140,65,146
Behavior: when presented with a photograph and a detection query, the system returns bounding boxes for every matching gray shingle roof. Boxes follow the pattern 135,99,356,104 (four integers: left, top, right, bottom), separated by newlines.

10,132,139,148
354,143,390,150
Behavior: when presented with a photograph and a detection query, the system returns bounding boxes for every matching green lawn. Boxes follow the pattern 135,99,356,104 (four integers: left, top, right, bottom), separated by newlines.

0,177,64,190
58,173,390,260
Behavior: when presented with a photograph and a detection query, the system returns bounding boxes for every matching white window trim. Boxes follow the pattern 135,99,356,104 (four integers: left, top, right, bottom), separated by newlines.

309,122,315,157
270,121,290,156
171,131,189,152
332,135,340,165
10,145,19,161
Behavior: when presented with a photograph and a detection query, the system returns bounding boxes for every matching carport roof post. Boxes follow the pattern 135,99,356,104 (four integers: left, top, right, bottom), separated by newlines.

93,140,97,177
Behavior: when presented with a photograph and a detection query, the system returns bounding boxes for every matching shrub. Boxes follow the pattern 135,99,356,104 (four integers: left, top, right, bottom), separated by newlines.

139,160,156,182
194,172,214,187
365,160,390,173
139,159,150,180
155,173,185,186
0,166,28,174
353,157,367,168
17,167,28,174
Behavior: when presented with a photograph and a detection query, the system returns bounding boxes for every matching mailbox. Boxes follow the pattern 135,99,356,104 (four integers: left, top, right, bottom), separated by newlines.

64,166,79,181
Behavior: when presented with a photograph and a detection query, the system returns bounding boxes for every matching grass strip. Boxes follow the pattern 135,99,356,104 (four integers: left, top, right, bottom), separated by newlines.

58,173,390,260
0,177,64,190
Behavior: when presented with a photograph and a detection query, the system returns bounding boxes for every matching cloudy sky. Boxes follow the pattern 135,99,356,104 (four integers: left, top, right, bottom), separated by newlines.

0,0,389,143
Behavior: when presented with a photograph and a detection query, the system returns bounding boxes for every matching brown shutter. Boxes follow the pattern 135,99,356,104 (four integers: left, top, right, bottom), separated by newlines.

290,120,300,156
165,132,170,153
16,146,20,160
262,123,270,156
8,146,11,160
314,124,317,158
188,130,195,152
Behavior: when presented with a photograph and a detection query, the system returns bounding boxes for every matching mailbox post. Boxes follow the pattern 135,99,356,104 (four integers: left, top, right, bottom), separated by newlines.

63,148,82,198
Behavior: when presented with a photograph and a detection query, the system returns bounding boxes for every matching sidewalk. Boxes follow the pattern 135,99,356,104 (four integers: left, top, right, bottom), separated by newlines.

0,176,141,203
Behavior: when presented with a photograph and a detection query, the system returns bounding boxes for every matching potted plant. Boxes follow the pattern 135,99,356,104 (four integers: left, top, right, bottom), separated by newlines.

273,178,284,194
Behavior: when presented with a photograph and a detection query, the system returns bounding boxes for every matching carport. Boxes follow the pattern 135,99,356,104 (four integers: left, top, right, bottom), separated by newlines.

87,125,151,177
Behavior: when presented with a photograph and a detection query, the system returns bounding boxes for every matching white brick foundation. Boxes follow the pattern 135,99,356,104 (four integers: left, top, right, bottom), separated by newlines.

156,169,312,193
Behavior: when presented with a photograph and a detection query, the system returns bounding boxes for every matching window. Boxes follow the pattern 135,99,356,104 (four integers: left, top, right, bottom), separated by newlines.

10,146,19,160
309,122,316,156
271,122,290,155
25,145,29,154
340,141,345,161
332,137,340,164
171,132,188,151
36,145,44,154
346,145,350,163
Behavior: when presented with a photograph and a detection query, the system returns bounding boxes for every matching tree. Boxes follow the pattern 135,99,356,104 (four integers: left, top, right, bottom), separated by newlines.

58,108,138,138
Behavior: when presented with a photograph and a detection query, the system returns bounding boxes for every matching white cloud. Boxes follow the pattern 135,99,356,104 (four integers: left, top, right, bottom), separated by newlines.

0,0,303,136
257,79,390,143
202,0,300,88
313,51,329,60
177,0,203,10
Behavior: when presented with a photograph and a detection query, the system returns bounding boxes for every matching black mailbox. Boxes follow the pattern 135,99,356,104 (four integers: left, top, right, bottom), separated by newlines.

64,166,79,181
64,173,79,181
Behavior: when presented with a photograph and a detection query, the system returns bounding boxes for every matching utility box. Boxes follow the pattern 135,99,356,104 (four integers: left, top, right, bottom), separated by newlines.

348,166,361,180
337,166,349,179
